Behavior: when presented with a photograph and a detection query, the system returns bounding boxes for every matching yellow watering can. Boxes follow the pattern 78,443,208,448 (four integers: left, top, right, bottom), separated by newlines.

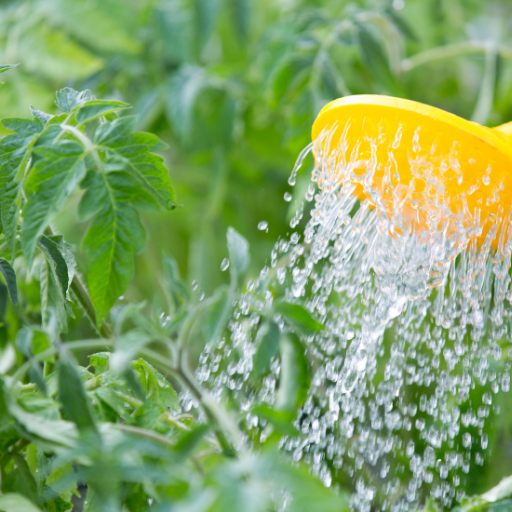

312,95,512,242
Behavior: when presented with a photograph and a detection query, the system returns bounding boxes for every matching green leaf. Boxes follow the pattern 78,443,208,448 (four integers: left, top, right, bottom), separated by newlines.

202,286,231,344
58,359,98,433
227,227,250,276
252,321,280,378
88,352,110,375
273,301,324,334
251,405,299,436
384,7,418,42
167,65,208,143
82,185,146,324
195,0,220,47
132,358,179,410
30,106,53,124
0,64,18,74
75,99,131,124
55,87,95,113
0,118,43,258
38,235,69,299
355,22,402,95
10,454,42,508
94,116,176,210
162,254,190,312
22,140,86,266
173,424,211,462
0,257,17,304
275,333,310,414
0,493,42,512
230,0,250,42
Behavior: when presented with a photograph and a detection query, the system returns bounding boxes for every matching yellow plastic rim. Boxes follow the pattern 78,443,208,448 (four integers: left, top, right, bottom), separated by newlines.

312,94,512,239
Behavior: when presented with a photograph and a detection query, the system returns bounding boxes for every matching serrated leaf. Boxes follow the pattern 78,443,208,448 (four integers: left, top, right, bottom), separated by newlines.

58,358,98,433
251,404,299,436
167,65,208,142
275,333,310,414
47,235,77,284
55,87,95,113
273,301,324,334
0,493,42,512
82,187,146,324
0,257,17,304
75,99,131,124
0,118,43,258
132,358,179,410
253,321,281,378
30,106,53,124
38,235,69,299
22,140,86,266
94,116,175,210
227,227,250,276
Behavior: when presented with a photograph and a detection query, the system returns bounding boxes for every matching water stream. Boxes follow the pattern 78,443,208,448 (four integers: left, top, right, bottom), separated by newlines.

197,117,512,511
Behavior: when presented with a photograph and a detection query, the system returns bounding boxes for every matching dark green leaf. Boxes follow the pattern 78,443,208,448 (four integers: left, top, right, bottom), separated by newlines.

57,358,98,433
227,227,249,276
22,140,86,266
0,257,17,304
0,118,43,258
384,7,418,41
230,0,250,42
275,333,310,414
251,405,299,436
75,99,131,124
273,301,324,333
38,235,69,299
252,321,280,378
132,358,179,410
195,0,220,47
11,454,42,508
94,116,175,210
0,493,42,512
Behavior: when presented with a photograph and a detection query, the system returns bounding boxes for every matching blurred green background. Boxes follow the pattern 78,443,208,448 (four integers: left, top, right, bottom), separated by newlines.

2,0,512,496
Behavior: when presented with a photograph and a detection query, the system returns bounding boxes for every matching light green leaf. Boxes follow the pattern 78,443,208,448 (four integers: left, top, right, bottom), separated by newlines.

0,257,17,304
19,22,103,82
275,333,310,414
227,227,250,276
202,286,231,344
132,358,179,410
58,358,98,433
195,0,220,47
273,301,324,334
251,404,299,436
162,254,190,312
29,106,53,124
482,475,512,503
0,118,43,258
22,140,86,266
75,99,131,124
0,64,18,74
0,493,42,512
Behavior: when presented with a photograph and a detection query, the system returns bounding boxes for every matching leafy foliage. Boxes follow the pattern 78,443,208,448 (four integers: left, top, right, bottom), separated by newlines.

1,1,512,511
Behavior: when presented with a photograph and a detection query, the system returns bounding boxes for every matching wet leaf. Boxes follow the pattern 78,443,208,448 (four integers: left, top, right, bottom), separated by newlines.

273,301,324,333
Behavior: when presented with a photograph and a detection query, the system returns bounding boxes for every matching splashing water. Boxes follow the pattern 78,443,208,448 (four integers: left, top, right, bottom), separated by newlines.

197,117,512,511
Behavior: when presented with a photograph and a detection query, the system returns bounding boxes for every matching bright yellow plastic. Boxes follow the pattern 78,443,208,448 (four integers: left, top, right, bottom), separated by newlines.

312,95,512,241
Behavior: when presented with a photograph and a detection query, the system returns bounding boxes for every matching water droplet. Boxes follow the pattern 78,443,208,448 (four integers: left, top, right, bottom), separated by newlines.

284,192,292,202
220,258,229,271
483,175,491,185
258,221,268,231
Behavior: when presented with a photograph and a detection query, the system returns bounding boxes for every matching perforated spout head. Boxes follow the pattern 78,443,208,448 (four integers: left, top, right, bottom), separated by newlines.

312,95,512,243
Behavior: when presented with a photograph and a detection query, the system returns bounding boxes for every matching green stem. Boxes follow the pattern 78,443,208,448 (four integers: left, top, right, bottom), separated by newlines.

109,423,175,447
